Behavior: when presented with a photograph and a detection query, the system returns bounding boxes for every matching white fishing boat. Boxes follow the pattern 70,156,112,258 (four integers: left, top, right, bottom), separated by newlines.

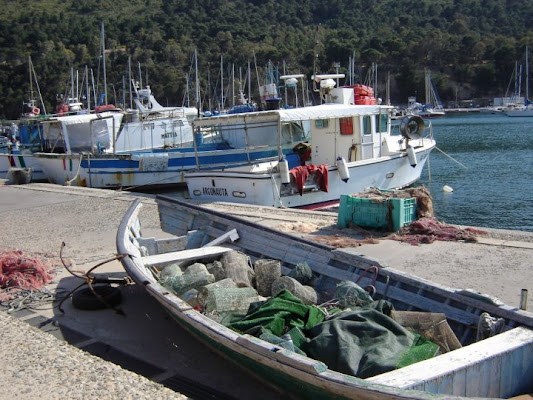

186,82,435,209
116,196,533,399
33,86,303,189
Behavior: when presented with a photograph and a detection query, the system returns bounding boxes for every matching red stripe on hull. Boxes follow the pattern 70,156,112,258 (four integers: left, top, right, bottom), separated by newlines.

296,199,340,210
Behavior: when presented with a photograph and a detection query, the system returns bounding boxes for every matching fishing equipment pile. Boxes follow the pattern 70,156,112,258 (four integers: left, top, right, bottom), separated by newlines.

0,250,54,301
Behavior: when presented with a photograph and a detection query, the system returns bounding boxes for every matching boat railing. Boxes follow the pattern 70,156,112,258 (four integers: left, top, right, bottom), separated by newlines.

426,120,434,139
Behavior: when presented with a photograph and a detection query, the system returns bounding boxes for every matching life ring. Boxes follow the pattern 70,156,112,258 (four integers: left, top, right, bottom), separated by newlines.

32,107,40,115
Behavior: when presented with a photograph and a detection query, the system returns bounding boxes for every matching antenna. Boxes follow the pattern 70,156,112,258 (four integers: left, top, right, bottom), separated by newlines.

312,25,320,93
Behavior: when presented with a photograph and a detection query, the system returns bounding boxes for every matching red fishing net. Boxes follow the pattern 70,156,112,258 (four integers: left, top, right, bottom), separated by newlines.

391,217,487,245
0,250,54,292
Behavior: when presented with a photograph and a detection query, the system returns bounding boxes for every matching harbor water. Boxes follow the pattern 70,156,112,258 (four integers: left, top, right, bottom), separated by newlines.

417,113,533,232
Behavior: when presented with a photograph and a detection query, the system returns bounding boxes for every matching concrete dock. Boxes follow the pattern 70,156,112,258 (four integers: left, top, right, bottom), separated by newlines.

1,181,532,399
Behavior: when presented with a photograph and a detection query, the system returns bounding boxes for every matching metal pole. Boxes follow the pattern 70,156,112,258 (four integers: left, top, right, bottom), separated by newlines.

520,289,528,310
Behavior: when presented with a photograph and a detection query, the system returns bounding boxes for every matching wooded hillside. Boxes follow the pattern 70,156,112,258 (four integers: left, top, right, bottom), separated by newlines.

1,0,532,118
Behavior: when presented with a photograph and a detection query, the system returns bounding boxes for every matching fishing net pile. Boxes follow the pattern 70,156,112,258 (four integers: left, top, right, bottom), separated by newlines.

277,221,322,234
352,186,434,218
0,250,54,302
391,217,487,245
339,187,487,245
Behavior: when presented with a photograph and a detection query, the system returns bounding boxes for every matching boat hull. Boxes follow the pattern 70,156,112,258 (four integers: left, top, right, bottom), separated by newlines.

0,150,47,181
506,108,533,117
116,197,533,399
186,143,434,209
34,146,283,189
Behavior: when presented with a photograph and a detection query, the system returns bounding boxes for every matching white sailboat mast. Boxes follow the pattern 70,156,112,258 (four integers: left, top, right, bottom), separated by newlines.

195,48,200,114
526,46,529,102
28,56,34,103
220,55,224,111
101,22,108,105
248,60,251,104
28,56,47,114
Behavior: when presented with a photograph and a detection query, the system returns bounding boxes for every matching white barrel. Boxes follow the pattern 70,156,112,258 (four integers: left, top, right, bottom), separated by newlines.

407,145,417,167
336,157,350,182
279,158,290,184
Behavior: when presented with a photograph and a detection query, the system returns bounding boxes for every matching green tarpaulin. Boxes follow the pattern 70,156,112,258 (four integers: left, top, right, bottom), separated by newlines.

229,290,438,378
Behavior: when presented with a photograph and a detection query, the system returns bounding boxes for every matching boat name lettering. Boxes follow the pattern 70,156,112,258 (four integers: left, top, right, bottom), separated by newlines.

202,187,228,196
161,131,177,139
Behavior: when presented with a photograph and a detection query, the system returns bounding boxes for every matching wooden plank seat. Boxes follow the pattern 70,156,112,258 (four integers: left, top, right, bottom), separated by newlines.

141,245,234,267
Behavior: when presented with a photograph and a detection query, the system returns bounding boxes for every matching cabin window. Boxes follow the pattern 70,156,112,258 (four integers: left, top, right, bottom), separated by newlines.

378,113,388,133
282,122,308,142
340,117,353,135
315,119,329,129
362,115,372,135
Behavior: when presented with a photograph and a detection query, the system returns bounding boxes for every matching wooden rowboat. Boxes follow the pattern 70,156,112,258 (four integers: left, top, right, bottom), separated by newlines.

116,195,533,399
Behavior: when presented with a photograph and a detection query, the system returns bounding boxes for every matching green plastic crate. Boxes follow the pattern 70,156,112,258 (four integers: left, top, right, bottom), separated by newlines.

337,195,417,231
337,196,389,229
390,197,417,231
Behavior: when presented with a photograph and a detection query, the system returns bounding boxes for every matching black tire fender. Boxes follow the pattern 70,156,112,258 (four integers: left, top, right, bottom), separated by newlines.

71,285,122,310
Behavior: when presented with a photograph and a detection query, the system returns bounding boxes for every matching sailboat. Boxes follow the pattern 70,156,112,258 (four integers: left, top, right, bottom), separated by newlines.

506,46,533,117
406,70,445,118
0,57,49,181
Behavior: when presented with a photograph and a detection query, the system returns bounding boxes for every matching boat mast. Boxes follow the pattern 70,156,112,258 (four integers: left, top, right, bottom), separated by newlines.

312,26,319,94
101,22,108,105
138,62,142,90
526,45,529,103
248,60,251,104
91,69,97,108
386,71,391,105
253,51,261,102
283,61,288,106
70,68,75,100
425,69,430,105
122,75,126,109
207,66,212,112
220,55,224,111
85,66,90,110
28,56,47,114
195,48,200,116
128,56,132,109
28,56,34,106
232,63,235,107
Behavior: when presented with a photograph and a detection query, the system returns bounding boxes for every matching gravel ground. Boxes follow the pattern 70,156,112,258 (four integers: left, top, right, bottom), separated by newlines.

0,311,186,400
